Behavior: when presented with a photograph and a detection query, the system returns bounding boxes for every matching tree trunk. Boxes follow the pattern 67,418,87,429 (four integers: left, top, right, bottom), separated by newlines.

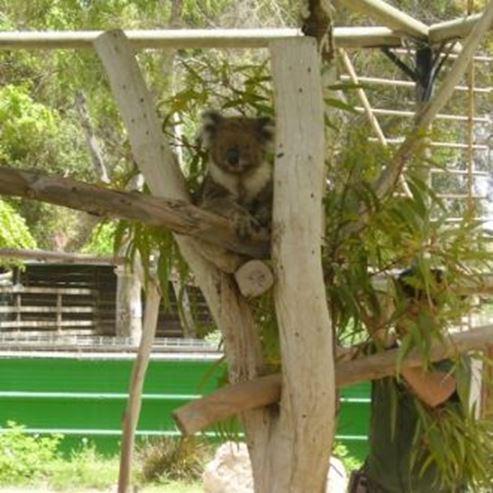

254,38,333,493
93,30,272,492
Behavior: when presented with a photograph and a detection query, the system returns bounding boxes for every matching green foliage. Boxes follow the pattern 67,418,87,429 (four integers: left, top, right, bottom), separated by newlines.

136,436,212,483
82,220,117,255
333,441,363,472
324,127,493,489
0,199,36,251
412,395,493,490
0,421,61,484
160,55,273,195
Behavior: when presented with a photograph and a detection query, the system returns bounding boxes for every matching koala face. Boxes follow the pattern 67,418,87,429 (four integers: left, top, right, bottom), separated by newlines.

201,111,274,174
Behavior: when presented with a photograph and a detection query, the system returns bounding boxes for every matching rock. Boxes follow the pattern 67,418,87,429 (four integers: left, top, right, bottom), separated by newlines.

203,441,348,493
326,456,348,493
203,442,253,493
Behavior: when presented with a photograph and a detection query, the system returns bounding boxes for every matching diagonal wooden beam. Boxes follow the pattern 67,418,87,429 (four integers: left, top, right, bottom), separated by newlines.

336,0,429,39
339,48,413,197
173,324,493,435
429,13,491,43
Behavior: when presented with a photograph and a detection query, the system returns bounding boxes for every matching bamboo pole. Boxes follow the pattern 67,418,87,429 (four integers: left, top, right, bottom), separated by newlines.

336,0,428,39
0,27,406,50
367,137,489,150
466,0,476,211
354,106,489,123
173,324,493,435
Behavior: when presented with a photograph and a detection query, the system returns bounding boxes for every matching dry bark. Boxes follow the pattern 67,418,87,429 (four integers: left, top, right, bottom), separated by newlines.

173,324,493,435
0,166,269,259
93,30,271,493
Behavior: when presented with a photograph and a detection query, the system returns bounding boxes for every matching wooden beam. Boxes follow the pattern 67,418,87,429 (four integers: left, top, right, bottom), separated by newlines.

429,13,490,43
0,166,269,260
173,324,493,435
0,247,123,265
340,74,492,93
354,106,490,123
334,26,403,48
0,27,406,51
336,0,428,39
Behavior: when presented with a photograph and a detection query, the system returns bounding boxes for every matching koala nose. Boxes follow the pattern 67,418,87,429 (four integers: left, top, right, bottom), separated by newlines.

226,147,240,166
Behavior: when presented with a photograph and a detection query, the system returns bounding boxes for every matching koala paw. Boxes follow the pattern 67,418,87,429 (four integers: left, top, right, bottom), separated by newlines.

233,211,262,240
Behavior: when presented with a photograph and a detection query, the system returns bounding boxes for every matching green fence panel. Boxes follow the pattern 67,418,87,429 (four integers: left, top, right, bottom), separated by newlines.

0,355,370,460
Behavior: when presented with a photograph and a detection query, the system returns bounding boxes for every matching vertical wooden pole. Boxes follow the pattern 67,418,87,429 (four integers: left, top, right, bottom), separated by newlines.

118,277,161,493
270,38,334,492
114,265,142,342
56,292,62,333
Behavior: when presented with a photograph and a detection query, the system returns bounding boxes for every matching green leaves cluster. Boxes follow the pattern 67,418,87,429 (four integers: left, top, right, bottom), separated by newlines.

323,127,493,489
0,421,61,484
413,388,493,490
0,199,36,252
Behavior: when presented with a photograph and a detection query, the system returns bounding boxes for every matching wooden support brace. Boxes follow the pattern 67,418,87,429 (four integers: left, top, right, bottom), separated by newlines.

336,0,429,39
94,30,271,492
429,13,490,43
173,324,493,435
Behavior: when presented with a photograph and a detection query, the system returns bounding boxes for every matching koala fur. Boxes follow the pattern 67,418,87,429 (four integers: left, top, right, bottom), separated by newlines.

197,111,274,239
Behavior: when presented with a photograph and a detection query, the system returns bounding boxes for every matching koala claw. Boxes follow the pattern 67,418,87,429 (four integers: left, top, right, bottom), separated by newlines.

233,211,262,240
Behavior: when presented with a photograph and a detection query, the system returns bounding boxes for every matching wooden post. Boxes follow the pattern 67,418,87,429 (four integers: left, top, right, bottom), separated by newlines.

114,265,142,342
118,276,161,493
268,38,333,493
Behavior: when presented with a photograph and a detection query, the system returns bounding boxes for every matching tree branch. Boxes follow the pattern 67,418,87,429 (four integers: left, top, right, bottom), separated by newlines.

0,166,269,259
173,324,493,435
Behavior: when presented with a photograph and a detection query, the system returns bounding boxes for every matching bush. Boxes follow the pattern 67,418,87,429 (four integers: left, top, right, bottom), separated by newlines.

0,421,61,484
137,436,212,483
47,441,119,490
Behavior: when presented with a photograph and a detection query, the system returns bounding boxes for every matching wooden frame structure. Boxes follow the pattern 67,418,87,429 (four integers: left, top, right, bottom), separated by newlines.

1,1,492,492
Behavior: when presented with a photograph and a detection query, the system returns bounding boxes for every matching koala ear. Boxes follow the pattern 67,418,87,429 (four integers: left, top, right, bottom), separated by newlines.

199,110,223,147
256,116,275,143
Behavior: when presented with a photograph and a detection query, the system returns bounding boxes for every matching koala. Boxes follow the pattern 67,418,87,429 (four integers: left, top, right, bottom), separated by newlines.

197,111,274,239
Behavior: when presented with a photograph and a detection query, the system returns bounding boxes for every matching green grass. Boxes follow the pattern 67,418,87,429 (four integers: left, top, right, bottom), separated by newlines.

0,423,205,492
141,483,202,493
